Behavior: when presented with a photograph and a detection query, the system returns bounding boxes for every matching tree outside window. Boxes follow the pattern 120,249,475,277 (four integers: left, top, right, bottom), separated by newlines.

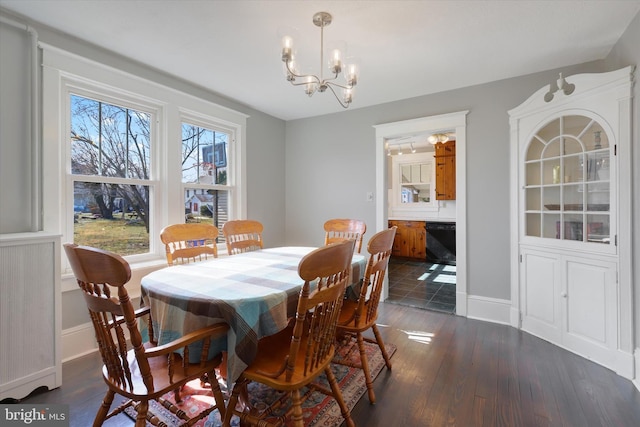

70,94,152,255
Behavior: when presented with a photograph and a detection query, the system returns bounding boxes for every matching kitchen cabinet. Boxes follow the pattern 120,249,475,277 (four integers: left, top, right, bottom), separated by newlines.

434,141,456,200
388,220,426,259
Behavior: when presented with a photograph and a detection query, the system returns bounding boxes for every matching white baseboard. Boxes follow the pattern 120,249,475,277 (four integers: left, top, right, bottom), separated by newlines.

466,295,511,325
61,322,97,363
634,348,640,391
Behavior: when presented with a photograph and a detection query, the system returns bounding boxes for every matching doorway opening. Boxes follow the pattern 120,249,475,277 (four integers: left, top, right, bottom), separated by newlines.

374,111,468,316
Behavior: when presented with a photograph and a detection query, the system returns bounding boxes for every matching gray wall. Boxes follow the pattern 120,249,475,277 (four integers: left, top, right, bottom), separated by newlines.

604,11,640,348
0,19,33,233
285,61,606,300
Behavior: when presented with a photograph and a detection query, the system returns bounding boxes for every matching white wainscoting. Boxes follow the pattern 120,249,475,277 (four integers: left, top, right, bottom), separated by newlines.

0,232,62,401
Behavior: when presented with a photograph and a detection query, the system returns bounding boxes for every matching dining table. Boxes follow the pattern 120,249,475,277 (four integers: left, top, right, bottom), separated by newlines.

140,246,366,383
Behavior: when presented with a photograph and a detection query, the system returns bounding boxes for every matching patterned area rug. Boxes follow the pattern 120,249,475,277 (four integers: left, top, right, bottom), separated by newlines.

124,340,396,426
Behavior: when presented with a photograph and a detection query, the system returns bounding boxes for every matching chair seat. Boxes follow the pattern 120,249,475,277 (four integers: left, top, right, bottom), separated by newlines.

243,325,334,390
104,345,224,400
337,299,376,331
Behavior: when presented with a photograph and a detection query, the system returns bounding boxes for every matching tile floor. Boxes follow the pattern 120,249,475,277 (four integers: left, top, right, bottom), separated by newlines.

386,258,457,314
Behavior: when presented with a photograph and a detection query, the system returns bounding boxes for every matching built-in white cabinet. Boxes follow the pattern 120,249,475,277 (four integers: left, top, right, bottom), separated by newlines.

509,67,634,378
0,233,62,400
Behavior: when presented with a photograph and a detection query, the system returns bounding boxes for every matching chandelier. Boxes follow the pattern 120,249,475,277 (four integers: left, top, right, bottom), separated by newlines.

281,12,358,108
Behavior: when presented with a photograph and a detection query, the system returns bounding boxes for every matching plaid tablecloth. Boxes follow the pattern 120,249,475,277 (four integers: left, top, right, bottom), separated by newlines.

141,246,366,383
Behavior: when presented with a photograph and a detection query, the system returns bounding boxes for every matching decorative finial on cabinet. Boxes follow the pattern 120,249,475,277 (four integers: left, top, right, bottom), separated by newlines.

544,72,576,102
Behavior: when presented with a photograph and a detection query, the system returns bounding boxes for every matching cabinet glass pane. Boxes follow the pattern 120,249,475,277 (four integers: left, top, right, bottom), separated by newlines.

584,124,609,150
586,214,610,244
564,137,582,155
526,187,541,210
526,213,541,237
526,139,544,161
526,162,541,185
586,182,609,211
563,183,583,210
562,214,584,242
564,115,591,137
543,213,561,239
543,186,560,211
586,151,609,182
543,159,561,185
543,139,561,159
564,154,582,183
537,118,559,143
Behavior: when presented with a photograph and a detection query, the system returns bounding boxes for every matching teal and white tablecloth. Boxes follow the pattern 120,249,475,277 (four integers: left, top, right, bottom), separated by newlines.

141,246,365,383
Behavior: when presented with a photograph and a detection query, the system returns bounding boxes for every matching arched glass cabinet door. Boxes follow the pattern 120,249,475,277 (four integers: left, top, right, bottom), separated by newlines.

524,115,612,244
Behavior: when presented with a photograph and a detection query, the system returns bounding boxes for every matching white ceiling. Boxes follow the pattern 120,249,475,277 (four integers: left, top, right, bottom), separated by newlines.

1,1,639,121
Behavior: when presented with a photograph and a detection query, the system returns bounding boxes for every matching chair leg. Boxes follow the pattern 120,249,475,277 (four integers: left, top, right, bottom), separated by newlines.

208,368,227,421
372,324,392,370
290,389,304,427
93,390,115,427
222,378,242,427
135,400,148,427
356,332,376,404
325,367,355,427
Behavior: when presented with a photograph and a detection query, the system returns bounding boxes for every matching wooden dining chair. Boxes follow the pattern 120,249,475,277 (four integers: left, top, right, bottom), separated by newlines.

63,243,229,427
221,240,356,427
160,223,219,265
222,219,264,255
334,226,397,404
324,218,367,253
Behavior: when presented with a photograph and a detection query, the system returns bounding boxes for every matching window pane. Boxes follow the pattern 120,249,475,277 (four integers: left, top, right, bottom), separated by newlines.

182,123,229,185
70,95,151,179
73,181,150,255
184,188,229,239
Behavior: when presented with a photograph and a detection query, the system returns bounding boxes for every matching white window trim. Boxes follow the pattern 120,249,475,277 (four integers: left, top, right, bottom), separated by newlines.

390,152,437,217
41,44,247,292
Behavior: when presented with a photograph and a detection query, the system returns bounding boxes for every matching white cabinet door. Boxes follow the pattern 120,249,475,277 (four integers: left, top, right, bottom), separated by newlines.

520,247,618,372
520,248,562,344
563,256,618,369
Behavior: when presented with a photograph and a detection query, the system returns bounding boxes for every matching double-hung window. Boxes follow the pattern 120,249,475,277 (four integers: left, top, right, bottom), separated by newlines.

43,47,246,284
181,119,232,242
69,93,154,256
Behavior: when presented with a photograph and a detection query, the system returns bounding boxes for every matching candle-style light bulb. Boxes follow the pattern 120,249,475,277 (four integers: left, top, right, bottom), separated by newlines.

330,49,342,74
281,36,293,62
305,76,316,96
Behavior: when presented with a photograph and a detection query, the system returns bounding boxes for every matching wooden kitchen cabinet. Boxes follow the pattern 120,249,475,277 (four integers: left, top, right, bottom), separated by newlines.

434,141,456,200
388,220,426,259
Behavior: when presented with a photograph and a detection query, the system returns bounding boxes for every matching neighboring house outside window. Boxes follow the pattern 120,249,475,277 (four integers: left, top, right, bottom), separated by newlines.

181,122,231,243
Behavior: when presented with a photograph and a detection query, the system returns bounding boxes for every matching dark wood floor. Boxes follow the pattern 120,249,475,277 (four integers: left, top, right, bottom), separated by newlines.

14,303,640,426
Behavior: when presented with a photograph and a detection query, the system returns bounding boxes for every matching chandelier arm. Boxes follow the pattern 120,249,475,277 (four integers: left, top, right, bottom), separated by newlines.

285,60,322,83
324,80,354,91
324,83,350,109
